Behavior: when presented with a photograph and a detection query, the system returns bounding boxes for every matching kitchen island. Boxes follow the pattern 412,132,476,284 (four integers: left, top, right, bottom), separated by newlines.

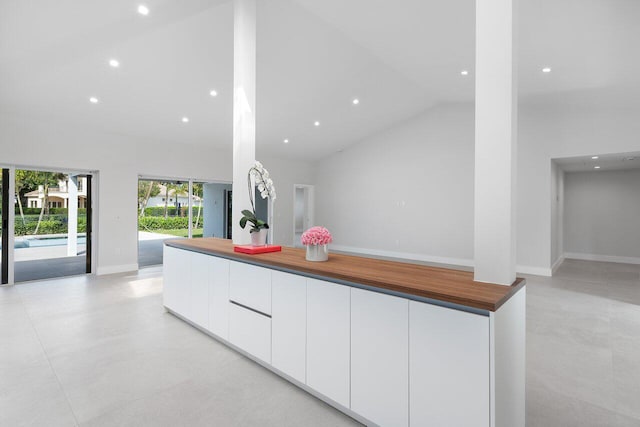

163,237,525,427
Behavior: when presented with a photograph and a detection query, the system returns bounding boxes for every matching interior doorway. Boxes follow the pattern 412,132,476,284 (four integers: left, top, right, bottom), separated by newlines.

293,184,314,247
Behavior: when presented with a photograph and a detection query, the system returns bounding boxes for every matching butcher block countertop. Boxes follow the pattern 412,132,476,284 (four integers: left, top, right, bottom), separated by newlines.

165,238,525,312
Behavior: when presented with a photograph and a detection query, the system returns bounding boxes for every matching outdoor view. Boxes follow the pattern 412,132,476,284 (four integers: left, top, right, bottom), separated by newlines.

138,180,205,239
14,169,89,282
137,180,232,267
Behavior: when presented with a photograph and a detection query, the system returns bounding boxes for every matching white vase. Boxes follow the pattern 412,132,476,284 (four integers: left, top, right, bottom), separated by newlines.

306,244,329,262
251,229,268,246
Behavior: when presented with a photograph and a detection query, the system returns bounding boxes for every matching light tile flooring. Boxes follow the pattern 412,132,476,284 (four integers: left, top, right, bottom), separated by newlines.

0,260,639,426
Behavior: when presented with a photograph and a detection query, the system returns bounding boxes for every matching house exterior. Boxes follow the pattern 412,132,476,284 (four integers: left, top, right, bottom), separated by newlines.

25,177,88,209
144,183,202,209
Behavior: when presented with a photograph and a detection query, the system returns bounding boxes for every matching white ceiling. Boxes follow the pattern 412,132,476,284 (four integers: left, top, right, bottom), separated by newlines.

1,0,639,161
555,152,640,172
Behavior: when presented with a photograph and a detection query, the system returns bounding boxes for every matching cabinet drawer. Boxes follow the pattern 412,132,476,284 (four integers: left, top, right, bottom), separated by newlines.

229,261,272,315
228,302,272,364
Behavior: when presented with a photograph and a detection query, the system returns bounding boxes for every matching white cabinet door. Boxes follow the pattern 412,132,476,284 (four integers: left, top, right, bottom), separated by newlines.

306,278,350,408
163,246,191,315
189,252,210,329
208,256,230,340
271,271,306,383
228,302,271,363
410,301,490,427
229,261,272,315
351,288,408,427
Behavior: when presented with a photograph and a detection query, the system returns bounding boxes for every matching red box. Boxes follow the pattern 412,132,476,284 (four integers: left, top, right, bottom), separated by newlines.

233,244,282,254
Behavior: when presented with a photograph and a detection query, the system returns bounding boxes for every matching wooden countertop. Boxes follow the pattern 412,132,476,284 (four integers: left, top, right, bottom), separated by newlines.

165,238,525,312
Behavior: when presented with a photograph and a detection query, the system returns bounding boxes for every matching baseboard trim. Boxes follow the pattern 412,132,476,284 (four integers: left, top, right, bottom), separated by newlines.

551,256,565,275
329,244,474,269
96,263,139,276
516,265,552,277
564,252,640,265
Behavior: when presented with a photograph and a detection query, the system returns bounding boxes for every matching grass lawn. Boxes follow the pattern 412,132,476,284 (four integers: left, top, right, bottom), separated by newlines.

154,228,203,238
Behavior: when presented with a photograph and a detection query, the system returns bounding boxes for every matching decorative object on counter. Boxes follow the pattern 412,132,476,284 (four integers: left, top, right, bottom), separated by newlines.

301,226,332,262
240,209,269,246
240,161,276,246
234,244,282,254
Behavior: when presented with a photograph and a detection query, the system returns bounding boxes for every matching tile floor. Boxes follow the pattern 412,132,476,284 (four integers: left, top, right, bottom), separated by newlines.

0,260,639,426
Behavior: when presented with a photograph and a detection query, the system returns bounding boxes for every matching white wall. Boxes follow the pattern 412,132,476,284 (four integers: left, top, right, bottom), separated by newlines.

315,102,640,275
563,169,640,262
0,113,311,275
518,105,640,274
549,161,565,270
257,155,316,247
314,104,475,266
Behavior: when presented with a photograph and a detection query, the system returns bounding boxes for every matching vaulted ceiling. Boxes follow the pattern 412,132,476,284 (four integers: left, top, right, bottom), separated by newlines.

1,0,638,160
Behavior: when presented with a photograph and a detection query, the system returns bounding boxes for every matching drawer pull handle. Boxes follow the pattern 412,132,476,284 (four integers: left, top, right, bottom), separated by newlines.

229,300,272,318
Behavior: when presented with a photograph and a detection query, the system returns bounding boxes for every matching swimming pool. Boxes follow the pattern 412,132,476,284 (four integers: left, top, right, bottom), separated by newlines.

13,236,87,249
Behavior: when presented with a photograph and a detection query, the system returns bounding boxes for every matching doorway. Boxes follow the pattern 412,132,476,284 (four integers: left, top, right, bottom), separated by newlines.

137,178,231,267
293,184,314,247
0,168,94,284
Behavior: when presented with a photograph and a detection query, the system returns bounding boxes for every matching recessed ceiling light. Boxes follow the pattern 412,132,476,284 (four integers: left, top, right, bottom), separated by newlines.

137,5,150,16
594,166,601,169
283,139,289,144
542,67,552,73
181,117,189,123
89,97,99,104
591,156,599,160
108,59,120,68
460,70,469,76
209,90,218,97
314,121,320,127
352,98,360,105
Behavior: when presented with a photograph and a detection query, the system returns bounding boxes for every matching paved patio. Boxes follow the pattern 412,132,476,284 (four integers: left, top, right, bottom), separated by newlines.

138,231,184,268
6,231,181,283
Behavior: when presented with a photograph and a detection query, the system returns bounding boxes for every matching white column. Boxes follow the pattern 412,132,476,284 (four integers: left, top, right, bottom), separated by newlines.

67,175,78,256
232,0,257,245
474,0,518,285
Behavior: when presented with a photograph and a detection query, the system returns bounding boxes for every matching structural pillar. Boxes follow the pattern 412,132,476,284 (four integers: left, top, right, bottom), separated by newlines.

474,0,518,285
67,175,78,256
232,0,257,245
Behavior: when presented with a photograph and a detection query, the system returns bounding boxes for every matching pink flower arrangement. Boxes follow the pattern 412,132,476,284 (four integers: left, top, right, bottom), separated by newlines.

301,226,333,246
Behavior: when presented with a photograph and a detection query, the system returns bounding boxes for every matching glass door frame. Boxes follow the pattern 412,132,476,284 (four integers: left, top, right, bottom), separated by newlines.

0,166,95,285
1,168,10,284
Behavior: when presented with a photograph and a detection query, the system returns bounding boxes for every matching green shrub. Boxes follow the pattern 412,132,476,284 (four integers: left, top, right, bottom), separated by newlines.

139,206,203,217
138,216,201,231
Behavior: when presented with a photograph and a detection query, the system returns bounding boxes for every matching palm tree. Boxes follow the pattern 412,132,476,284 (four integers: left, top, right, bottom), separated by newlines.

34,172,65,235
138,180,159,217
14,170,27,226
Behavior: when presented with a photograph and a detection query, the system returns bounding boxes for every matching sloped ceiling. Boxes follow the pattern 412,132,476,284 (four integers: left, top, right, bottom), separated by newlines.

1,0,638,160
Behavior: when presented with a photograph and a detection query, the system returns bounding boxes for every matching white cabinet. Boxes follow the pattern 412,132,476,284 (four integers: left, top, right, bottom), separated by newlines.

271,271,306,383
351,288,409,427
208,257,230,340
163,245,191,315
189,252,210,329
306,278,350,408
229,261,272,315
228,302,271,363
410,301,490,427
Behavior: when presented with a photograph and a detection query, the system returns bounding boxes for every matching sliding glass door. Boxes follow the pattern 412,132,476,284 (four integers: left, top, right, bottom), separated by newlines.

137,178,232,267
13,169,92,282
